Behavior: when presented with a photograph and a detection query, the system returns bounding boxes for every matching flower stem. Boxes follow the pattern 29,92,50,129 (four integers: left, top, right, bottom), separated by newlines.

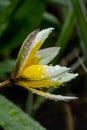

0,79,11,88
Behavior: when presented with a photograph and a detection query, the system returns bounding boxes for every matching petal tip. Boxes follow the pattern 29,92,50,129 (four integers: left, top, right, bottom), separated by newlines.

41,27,54,35
53,47,60,54
46,27,54,31
75,73,79,77
64,96,78,102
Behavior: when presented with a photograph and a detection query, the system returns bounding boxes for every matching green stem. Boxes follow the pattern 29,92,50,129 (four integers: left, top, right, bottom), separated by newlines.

25,92,34,116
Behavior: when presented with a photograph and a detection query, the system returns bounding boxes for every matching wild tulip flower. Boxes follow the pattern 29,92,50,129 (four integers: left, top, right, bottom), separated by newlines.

0,28,78,101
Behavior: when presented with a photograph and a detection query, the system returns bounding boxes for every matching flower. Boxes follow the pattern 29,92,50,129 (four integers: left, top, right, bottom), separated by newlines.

11,28,78,101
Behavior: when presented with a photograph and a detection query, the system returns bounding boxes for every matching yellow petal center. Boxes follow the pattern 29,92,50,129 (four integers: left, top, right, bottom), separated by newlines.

20,65,46,80
16,65,61,88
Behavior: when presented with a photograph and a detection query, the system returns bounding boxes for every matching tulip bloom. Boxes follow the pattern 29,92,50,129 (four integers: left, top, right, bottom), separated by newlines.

11,28,78,101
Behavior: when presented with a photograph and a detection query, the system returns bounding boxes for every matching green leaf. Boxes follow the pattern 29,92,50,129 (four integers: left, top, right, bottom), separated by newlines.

53,9,74,63
70,0,87,53
0,0,46,53
0,94,46,130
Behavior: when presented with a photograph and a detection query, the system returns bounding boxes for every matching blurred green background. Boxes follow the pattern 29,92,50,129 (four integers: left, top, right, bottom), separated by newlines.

0,0,87,130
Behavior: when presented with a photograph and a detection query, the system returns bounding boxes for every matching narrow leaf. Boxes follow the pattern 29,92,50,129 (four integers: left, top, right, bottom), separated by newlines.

54,10,74,63
70,0,87,52
0,94,46,130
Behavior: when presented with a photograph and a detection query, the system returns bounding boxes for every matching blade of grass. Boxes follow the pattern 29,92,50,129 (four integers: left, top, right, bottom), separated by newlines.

70,0,87,53
53,9,74,64
70,0,87,99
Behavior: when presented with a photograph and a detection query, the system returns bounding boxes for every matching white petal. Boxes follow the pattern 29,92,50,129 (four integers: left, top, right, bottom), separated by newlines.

59,73,78,83
27,87,78,102
44,65,78,83
36,47,60,64
45,65,70,78
33,28,54,47
51,72,78,82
